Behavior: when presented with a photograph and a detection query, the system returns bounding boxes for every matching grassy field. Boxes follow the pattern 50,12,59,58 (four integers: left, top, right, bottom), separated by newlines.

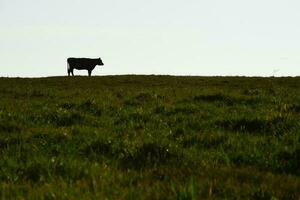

0,75,299,199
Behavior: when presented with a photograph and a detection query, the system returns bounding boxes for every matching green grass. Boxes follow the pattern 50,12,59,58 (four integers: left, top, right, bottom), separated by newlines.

0,75,299,199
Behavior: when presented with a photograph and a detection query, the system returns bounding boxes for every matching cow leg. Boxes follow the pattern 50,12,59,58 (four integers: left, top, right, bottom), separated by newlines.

71,68,74,76
68,68,70,76
88,70,92,77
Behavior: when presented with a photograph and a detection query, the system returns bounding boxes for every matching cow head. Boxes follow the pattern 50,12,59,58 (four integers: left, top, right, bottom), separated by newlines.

97,58,104,66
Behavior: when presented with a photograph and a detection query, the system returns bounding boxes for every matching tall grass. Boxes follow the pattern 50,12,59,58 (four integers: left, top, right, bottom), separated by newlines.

0,76,299,199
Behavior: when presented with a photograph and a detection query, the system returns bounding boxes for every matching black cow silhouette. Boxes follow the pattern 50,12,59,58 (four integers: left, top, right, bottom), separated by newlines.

67,57,104,76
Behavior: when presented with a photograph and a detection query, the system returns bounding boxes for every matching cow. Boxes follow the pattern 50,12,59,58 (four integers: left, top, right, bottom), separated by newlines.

67,57,104,76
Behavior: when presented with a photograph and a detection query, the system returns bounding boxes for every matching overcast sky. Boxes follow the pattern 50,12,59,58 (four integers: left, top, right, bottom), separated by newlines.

0,0,299,77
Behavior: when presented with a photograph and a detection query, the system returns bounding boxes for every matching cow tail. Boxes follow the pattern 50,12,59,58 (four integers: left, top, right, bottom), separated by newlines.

67,61,70,75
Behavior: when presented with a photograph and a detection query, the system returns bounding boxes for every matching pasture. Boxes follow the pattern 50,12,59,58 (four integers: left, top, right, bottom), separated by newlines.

0,75,299,199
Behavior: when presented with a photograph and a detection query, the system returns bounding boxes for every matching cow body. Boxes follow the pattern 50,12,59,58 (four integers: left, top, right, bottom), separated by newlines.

67,57,104,76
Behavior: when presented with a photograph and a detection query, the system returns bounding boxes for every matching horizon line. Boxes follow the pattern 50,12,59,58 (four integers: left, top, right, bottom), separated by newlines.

0,74,299,79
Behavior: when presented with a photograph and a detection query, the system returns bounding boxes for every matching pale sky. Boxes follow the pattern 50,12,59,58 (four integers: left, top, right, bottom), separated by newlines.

0,0,300,77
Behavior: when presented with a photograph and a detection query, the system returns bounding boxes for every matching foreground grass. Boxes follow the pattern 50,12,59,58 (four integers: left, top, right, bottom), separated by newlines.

0,75,299,199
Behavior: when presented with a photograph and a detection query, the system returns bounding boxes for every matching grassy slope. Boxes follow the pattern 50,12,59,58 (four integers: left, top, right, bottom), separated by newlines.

0,75,299,199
